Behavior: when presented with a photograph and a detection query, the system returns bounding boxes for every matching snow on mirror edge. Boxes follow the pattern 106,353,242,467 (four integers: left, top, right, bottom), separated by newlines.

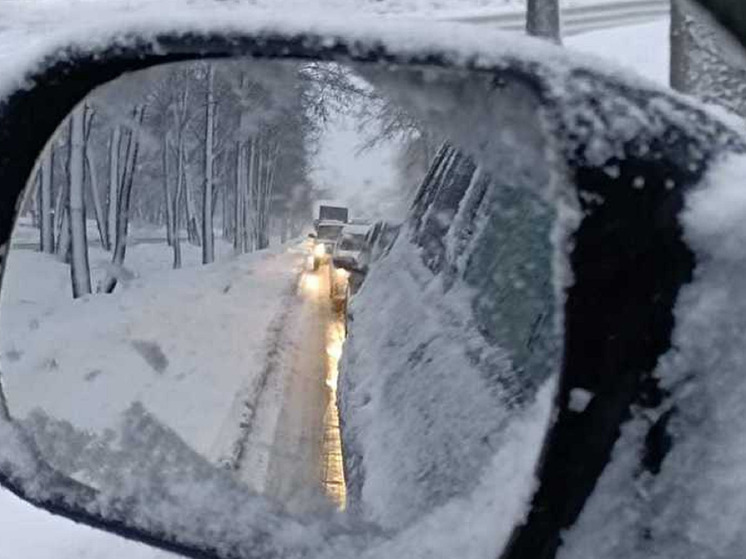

559,153,746,559
0,57,562,559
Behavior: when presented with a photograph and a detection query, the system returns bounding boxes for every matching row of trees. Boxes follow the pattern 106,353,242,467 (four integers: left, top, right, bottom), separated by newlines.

24,60,319,297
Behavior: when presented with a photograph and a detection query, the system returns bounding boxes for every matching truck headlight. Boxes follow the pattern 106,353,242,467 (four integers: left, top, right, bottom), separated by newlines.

314,243,326,258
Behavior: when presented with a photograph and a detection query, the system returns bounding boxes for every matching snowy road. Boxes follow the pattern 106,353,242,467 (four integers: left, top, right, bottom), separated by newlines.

1,234,347,513
215,251,347,510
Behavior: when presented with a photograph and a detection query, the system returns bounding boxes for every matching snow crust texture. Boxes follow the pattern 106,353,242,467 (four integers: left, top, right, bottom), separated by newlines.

339,128,560,551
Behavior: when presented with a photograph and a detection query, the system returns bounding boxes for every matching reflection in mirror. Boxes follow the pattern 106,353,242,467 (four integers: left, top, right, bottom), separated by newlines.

0,57,563,557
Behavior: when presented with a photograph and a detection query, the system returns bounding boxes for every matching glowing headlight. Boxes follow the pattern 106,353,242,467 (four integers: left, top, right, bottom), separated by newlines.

335,268,350,280
314,243,326,257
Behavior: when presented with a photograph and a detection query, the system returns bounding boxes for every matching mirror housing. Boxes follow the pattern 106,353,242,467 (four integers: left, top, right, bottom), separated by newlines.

2,7,746,559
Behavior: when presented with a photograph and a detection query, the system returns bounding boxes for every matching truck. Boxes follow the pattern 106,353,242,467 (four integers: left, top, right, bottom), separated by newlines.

310,204,349,270
318,205,349,224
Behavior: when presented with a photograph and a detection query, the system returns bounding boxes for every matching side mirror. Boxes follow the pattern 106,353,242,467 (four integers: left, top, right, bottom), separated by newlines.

0,9,744,559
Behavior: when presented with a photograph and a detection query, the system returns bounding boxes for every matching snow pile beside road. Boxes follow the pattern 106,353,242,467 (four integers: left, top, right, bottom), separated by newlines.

0,241,305,461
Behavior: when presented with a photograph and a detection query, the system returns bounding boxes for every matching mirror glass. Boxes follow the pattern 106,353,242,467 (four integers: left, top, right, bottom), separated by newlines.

0,57,563,557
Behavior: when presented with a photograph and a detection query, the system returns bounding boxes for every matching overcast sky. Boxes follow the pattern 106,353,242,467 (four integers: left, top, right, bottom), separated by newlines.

311,105,403,221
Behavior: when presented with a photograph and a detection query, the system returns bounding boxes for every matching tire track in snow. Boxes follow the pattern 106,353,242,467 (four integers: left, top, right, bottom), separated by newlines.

218,254,308,493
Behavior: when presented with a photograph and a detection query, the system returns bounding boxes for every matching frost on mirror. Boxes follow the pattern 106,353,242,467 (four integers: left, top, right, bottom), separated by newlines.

0,58,563,557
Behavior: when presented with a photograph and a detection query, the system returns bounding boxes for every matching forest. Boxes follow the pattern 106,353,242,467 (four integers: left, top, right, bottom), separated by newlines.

21,60,364,296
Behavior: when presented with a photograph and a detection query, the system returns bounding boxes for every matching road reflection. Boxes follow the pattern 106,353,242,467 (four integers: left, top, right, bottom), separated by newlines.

299,252,347,510
321,280,347,509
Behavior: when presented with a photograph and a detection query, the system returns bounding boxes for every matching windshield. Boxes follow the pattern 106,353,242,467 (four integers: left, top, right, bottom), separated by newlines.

317,225,344,241
338,234,366,251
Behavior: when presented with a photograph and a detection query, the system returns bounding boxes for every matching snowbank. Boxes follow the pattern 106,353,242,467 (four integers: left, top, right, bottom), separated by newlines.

0,240,305,462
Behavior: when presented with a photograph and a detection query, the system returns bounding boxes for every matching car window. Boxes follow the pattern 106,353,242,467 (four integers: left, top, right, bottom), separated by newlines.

338,235,366,251
317,225,344,240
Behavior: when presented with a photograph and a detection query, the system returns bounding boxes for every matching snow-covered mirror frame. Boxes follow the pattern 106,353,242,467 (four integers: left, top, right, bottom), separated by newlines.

2,7,746,559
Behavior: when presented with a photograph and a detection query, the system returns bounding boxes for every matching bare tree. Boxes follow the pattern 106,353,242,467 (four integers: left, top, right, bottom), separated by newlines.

55,131,71,264
202,64,216,264
83,108,108,249
172,142,186,269
106,127,121,251
161,131,174,246
183,160,201,246
68,105,92,297
234,140,247,254
526,0,561,43
39,147,54,253
100,105,146,293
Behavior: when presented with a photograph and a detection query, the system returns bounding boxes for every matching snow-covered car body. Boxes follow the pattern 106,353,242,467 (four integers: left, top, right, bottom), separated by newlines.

312,220,345,269
331,223,370,273
1,4,746,559
329,223,371,301
362,220,401,268
315,220,346,251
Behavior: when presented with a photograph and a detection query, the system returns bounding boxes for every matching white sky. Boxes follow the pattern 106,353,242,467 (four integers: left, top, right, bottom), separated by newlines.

311,109,400,220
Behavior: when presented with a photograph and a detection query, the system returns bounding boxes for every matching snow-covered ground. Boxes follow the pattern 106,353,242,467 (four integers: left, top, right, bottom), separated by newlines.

0,0,654,19
1,245,304,458
566,18,668,85
0,230,329,557
0,16,672,559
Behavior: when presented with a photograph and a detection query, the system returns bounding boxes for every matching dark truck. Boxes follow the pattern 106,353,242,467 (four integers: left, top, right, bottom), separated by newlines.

318,205,349,223
311,205,349,270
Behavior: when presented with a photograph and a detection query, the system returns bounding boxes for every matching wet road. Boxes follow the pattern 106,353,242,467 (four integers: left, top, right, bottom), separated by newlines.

233,254,347,510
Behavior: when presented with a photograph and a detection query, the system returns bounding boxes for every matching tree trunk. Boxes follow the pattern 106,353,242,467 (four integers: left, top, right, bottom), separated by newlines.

107,126,121,251
86,150,107,249
256,140,276,250
184,163,201,246
82,104,106,249
162,133,174,247
527,0,561,43
68,105,92,298
202,64,216,265
222,180,230,240
173,146,185,269
246,136,258,251
671,0,692,92
40,148,54,253
100,105,145,293
234,141,245,254
55,140,71,264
